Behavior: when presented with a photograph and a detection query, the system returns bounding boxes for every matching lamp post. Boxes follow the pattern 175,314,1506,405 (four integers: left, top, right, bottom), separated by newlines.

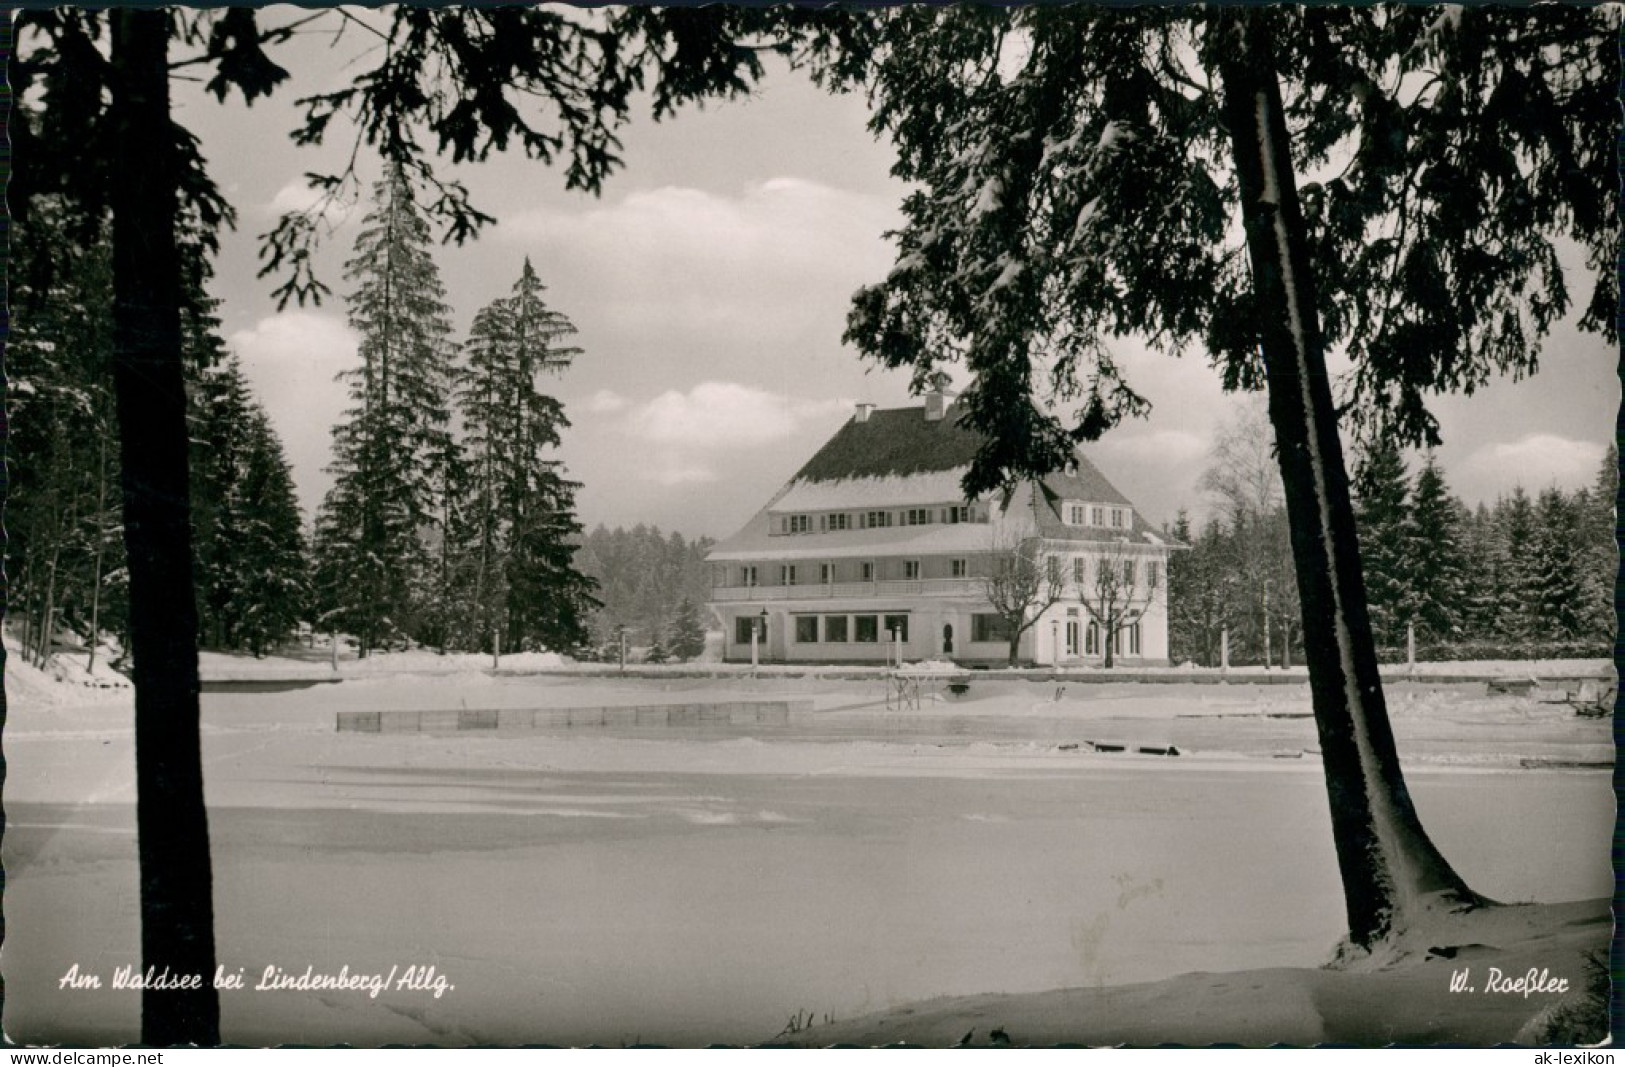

1262,578,1273,671
1050,617,1060,669
616,624,627,672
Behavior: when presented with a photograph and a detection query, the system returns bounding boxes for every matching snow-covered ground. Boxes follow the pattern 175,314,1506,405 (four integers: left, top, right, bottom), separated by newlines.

187,639,1612,682
4,650,1613,1046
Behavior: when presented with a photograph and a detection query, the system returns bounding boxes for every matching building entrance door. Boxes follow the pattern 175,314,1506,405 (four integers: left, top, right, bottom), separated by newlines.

942,624,954,655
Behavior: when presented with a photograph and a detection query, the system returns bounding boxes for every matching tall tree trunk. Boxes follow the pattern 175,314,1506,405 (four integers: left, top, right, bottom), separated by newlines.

109,9,221,1044
87,434,108,673
37,511,61,666
20,554,35,667
1215,10,1477,951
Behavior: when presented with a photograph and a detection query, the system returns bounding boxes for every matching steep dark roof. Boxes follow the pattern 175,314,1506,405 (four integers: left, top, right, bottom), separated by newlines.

795,404,1134,510
793,405,985,482
1039,460,1133,509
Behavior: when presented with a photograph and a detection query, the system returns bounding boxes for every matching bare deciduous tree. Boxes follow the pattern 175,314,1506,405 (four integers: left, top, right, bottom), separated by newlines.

1075,542,1161,669
980,527,1066,667
1201,400,1299,668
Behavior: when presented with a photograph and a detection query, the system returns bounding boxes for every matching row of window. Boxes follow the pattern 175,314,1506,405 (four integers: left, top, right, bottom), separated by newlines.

788,614,911,644
772,504,985,536
738,612,1144,656
1050,557,1160,587
732,557,1154,588
737,559,972,586
1065,504,1131,529
968,614,1140,654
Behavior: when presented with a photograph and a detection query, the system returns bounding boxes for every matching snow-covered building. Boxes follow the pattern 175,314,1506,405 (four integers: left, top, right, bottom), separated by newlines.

705,387,1174,667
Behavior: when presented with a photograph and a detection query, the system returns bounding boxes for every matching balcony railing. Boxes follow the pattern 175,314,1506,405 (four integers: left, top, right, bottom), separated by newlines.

711,578,984,602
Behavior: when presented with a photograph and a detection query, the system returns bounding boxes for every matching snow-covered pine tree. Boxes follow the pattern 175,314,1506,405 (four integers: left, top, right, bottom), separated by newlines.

1529,487,1590,644
312,165,458,655
1351,440,1412,649
231,408,309,656
191,351,310,655
192,353,253,649
427,437,482,653
1580,446,1618,643
7,198,119,667
1405,453,1468,645
1164,512,1201,663
1492,489,1540,641
1457,501,1503,643
666,598,708,662
456,259,599,653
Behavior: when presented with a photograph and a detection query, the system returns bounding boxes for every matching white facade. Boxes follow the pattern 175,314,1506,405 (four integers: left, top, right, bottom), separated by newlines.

706,399,1175,667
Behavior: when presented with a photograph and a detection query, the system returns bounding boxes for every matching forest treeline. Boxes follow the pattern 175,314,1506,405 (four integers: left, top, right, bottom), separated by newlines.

573,524,716,660
1168,409,1616,668
10,198,308,666
9,170,606,664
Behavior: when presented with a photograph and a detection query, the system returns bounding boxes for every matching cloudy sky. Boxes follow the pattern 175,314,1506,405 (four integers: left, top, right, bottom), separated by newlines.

176,10,1616,541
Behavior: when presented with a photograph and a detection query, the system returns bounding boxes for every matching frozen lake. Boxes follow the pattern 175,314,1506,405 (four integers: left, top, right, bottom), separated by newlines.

4,673,1612,1046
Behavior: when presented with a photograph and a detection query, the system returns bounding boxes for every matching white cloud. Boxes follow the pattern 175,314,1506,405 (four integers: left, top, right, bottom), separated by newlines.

1456,434,1606,500
1092,429,1208,467
229,311,359,517
624,381,852,451
645,463,720,487
502,177,895,270
492,178,899,345
583,389,628,414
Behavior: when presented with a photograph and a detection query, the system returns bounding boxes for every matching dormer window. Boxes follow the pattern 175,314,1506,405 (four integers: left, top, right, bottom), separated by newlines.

905,508,933,526
786,514,812,534
862,510,893,529
827,512,850,532
1068,504,1086,525
1090,505,1106,526
1110,508,1127,529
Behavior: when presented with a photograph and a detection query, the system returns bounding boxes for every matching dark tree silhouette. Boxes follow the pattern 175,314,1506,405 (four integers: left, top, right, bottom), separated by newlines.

11,8,874,1042
108,11,220,1043
823,5,1611,951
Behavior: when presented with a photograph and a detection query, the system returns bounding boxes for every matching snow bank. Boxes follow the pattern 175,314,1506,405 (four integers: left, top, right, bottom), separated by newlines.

797,896,1610,1047
197,646,568,682
5,633,132,709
